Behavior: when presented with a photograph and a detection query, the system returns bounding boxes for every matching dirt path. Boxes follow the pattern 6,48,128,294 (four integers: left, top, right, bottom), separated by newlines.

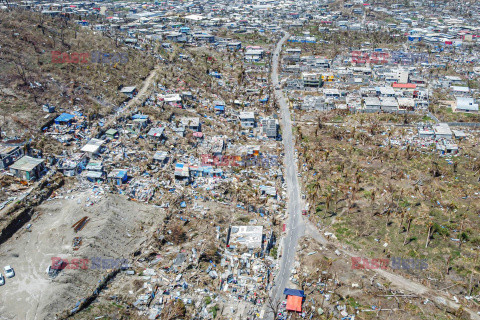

304,222,480,320
94,66,160,135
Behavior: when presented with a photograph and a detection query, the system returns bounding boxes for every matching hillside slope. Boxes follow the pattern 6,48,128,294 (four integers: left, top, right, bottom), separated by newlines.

0,9,156,136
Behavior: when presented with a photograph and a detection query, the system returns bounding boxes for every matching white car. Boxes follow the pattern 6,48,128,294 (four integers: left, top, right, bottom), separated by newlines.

0,273,4,286
4,266,14,278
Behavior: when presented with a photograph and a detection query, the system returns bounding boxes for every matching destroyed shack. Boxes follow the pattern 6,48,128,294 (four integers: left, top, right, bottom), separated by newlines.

180,117,201,132
147,127,166,141
120,86,138,99
57,153,87,176
128,114,150,134
213,100,225,114
174,163,190,182
0,145,24,169
83,160,105,183
9,156,45,181
105,129,118,139
81,138,105,157
84,170,105,183
54,113,75,125
107,169,128,185
161,94,183,107
153,151,169,166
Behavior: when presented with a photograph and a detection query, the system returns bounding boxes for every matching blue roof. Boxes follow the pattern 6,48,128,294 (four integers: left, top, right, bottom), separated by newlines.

214,105,225,111
116,170,127,177
55,113,75,122
283,288,305,297
175,163,184,168
132,114,149,120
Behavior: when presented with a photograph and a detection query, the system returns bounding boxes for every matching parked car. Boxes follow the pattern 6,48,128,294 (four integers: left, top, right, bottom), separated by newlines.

0,273,4,286
4,266,14,278
47,259,67,279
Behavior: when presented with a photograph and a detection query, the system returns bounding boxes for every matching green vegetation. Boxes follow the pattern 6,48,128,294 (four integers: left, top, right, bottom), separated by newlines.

210,305,219,318
270,246,278,257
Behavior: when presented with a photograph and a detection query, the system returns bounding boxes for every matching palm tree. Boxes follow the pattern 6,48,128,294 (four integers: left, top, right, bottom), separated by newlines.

445,202,457,224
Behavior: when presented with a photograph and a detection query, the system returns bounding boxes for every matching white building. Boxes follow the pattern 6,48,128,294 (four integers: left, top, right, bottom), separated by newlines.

239,112,256,128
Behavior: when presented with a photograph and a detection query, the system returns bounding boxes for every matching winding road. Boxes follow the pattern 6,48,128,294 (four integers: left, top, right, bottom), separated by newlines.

267,32,480,320
270,32,306,307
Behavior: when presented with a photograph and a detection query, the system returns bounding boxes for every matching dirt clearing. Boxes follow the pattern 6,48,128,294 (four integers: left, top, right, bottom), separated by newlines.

0,188,161,320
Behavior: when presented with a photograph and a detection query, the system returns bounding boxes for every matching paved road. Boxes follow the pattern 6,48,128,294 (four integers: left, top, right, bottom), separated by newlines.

265,33,480,320
269,32,305,310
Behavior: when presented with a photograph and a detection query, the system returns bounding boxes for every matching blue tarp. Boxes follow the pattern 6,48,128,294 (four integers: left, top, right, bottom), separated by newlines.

209,72,222,79
214,105,225,111
283,288,305,297
55,113,75,124
132,114,149,120
116,170,128,178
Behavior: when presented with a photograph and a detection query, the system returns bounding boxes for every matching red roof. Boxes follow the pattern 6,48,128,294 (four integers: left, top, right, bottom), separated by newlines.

286,295,302,312
392,83,417,89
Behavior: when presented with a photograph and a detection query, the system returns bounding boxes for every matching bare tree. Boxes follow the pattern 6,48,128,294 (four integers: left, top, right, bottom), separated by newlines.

403,213,414,246
266,296,282,320
425,221,433,248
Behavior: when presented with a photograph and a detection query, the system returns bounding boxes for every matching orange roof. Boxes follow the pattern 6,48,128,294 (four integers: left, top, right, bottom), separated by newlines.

392,83,417,89
286,295,302,312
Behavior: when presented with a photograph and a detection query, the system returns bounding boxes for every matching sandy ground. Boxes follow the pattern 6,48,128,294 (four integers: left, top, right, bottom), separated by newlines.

0,188,161,320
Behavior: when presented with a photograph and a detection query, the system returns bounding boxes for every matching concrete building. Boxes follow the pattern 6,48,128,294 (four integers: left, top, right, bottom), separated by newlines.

433,123,453,140
261,118,278,139
227,225,263,249
239,112,256,128
453,97,478,113
302,72,322,87
245,49,264,62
